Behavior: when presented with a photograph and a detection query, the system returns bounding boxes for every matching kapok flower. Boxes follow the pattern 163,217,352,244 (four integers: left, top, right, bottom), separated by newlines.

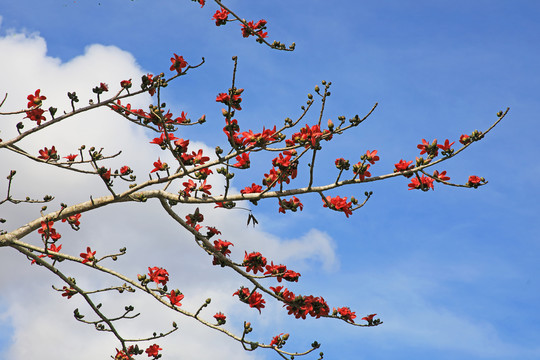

61,286,77,299
38,221,61,241
80,247,96,264
150,132,179,147
120,166,131,175
233,287,266,313
120,79,132,89
170,53,188,74
38,146,58,161
467,175,484,188
145,344,162,357
361,313,377,325
243,251,267,274
62,213,81,227
148,266,169,286
433,170,450,181
63,154,78,162
214,312,226,325
166,290,184,306
241,183,263,194
233,152,251,168
27,89,46,108
212,8,229,26
408,175,435,191
459,134,471,145
365,150,380,164
437,139,455,152
151,158,168,173
31,243,63,264
323,196,353,217
25,108,46,125
335,306,356,323
278,196,303,213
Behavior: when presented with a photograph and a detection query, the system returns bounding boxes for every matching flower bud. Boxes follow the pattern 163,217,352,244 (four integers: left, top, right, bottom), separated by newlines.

327,119,334,130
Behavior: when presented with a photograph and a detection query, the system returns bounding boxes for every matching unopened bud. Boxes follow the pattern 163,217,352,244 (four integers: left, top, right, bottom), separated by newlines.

327,119,334,130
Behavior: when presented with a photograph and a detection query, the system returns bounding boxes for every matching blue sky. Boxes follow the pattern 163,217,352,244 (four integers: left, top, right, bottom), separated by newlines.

0,1,539,359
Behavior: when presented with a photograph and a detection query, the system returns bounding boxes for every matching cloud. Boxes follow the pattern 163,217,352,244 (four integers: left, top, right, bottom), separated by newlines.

0,29,338,360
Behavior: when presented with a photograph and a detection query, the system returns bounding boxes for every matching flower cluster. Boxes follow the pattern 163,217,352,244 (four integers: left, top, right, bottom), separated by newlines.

270,286,330,320
147,266,170,286
233,287,266,313
265,262,300,282
243,251,267,274
278,196,303,213
322,196,353,217
212,8,229,26
241,19,268,39
216,88,243,111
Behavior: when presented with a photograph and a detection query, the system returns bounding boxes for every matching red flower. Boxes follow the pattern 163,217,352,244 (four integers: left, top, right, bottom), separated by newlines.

145,344,162,357
25,108,47,125
243,251,267,274
206,226,221,238
166,290,184,306
150,132,179,146
148,266,170,285
198,179,212,195
100,82,109,92
233,152,251,168
63,154,78,162
214,312,226,325
278,196,303,213
38,221,61,241
99,167,112,182
31,243,63,264
234,287,266,313
120,166,131,175
170,53,188,74
361,313,377,324
151,158,168,173
61,286,77,299
182,179,197,196
80,247,96,264
38,146,57,161
120,80,132,89
174,138,190,153
336,307,356,323
408,175,435,191
198,0,205,7
467,175,484,188
62,213,81,227
365,150,380,164
437,139,455,151
352,162,371,181
191,149,210,165
417,138,439,157
323,196,353,217
213,239,233,266
459,134,471,145
433,170,450,181
27,89,46,108
216,91,242,110
212,8,229,26
241,183,263,194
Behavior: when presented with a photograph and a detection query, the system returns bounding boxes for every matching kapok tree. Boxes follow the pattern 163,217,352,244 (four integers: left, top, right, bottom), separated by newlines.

0,1,508,359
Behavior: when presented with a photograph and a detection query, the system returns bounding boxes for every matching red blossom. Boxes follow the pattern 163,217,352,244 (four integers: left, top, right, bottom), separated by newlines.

62,213,81,227
437,139,455,152
278,196,303,213
233,287,266,313
241,183,262,194
148,266,169,286
145,344,162,357
212,8,229,26
170,53,188,74
120,166,131,175
243,251,267,274
417,138,439,157
174,138,190,153
361,313,377,325
467,175,484,188
408,175,435,191
151,158,168,173
27,89,46,108
80,247,96,264
233,152,251,168
150,132,179,147
166,290,184,306
433,170,450,181
38,146,57,161
214,312,226,325
323,196,353,217
25,108,46,125
352,162,371,181
31,243,63,264
336,306,357,323
63,154,78,162
198,179,212,195
365,150,380,164
38,221,61,241
459,134,471,145
120,79,132,89
99,167,112,182
61,286,77,299
100,82,109,92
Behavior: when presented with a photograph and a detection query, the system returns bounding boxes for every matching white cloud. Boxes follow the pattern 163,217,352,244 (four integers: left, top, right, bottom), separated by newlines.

0,30,338,360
